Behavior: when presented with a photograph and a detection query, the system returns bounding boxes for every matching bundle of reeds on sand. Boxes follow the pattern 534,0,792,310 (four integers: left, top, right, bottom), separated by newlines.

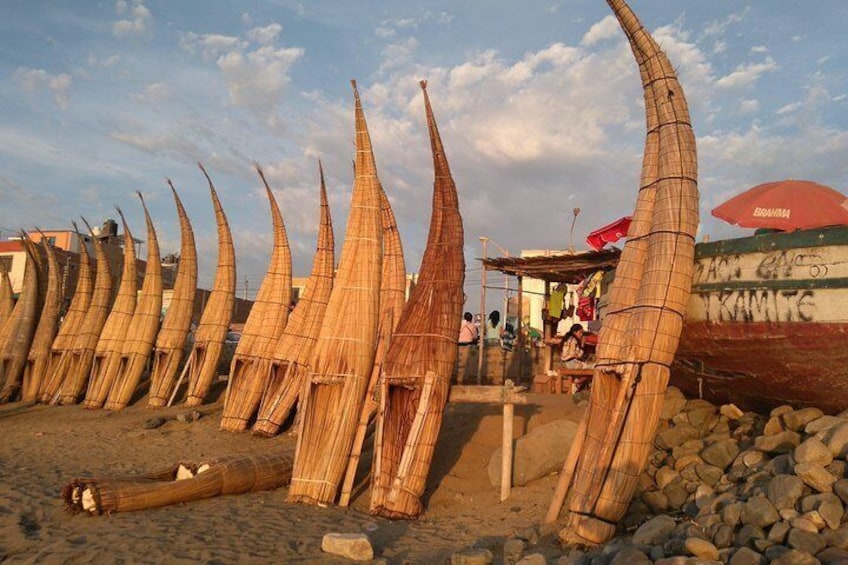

180,164,236,407
83,210,137,409
39,226,93,403
553,0,699,546
105,193,163,410
22,233,63,401
0,236,40,402
55,219,114,405
288,81,383,506
147,181,197,407
369,81,465,519
220,165,292,432
0,262,14,330
338,171,407,506
252,162,335,438
62,453,292,515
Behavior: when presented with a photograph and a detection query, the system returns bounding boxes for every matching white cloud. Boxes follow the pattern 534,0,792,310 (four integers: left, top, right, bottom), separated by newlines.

13,68,72,110
88,54,120,68
712,40,727,55
113,0,152,38
750,46,769,54
179,32,242,61
739,99,759,113
132,81,171,103
776,101,802,115
716,56,778,89
701,8,748,38
581,15,619,46
380,38,419,72
247,23,282,45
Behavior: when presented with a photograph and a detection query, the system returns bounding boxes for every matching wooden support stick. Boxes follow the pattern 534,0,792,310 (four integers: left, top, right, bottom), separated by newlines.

501,398,514,502
545,411,589,523
167,352,195,407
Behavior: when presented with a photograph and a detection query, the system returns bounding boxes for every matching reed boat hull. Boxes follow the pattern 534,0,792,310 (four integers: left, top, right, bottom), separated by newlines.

671,226,848,413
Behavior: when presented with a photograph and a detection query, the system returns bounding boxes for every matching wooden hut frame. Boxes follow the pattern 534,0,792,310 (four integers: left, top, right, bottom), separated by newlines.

39,226,93,403
252,162,335,438
288,81,383,506
179,164,236,407
220,165,292,432
0,262,14,330
369,81,465,519
83,209,138,409
22,232,63,401
62,453,292,515
55,219,114,405
105,193,163,410
147,181,198,407
554,0,699,546
0,236,40,402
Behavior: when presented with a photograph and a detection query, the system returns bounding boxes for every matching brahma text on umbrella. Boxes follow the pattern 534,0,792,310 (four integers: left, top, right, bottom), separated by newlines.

752,207,791,219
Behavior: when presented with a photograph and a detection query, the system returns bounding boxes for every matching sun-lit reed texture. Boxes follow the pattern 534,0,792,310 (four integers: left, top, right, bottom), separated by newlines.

338,175,406,505
559,0,699,546
148,182,197,407
39,227,93,403
62,453,292,515
83,210,137,409
22,234,63,401
288,81,383,505
220,165,292,431
0,262,14,330
182,164,236,407
252,162,335,438
0,236,40,402
105,193,163,410
369,81,465,519
56,219,114,405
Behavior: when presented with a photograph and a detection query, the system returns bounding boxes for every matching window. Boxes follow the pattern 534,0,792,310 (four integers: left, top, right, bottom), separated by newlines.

0,256,11,274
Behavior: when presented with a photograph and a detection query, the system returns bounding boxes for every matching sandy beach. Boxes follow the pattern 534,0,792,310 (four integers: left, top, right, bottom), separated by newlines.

0,388,582,563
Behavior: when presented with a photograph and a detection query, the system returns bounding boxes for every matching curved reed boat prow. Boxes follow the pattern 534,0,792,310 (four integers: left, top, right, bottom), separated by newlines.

552,0,700,546
369,80,465,519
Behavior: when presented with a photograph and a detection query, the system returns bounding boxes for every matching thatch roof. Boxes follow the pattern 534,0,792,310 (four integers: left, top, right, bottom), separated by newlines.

481,248,621,284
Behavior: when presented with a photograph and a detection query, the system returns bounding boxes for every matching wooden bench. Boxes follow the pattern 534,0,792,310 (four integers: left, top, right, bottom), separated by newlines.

533,369,594,394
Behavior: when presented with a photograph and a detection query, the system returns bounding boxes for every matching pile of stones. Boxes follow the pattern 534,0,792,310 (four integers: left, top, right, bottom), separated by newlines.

455,387,848,565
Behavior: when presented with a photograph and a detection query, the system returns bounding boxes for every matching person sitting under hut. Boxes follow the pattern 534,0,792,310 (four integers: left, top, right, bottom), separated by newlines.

560,323,594,392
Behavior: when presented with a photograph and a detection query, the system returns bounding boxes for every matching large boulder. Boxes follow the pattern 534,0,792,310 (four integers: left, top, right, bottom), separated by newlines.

488,419,578,487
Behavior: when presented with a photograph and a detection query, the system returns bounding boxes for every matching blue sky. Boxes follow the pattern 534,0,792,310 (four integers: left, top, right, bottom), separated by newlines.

2,1,847,306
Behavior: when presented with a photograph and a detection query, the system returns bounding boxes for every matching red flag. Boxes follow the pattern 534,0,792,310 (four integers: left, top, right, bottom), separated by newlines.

586,216,632,251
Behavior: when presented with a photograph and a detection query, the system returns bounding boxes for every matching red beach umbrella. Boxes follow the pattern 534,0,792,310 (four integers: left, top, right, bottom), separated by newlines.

586,216,632,251
711,179,848,231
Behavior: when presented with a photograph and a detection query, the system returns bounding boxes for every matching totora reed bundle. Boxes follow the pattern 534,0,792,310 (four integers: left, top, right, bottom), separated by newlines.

105,193,163,410
0,235,40,402
369,81,465,519
62,453,292,515
252,162,335,438
39,226,93,403
220,165,292,432
0,262,14,330
553,0,699,546
288,81,382,506
55,219,113,405
83,209,138,409
22,233,63,401
180,164,236,407
148,181,197,407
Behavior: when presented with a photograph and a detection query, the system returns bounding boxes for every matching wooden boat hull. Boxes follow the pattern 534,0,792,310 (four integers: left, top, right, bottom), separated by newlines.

671,226,848,413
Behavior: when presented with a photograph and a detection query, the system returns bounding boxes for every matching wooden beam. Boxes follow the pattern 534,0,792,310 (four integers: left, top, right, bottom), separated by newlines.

448,385,528,405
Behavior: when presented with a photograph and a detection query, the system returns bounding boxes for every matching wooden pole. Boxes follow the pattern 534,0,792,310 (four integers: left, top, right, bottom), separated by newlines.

543,281,551,372
477,237,488,385
516,275,524,384
545,411,588,523
500,379,514,502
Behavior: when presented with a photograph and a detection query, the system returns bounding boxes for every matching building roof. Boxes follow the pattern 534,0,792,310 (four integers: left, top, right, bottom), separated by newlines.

481,247,621,284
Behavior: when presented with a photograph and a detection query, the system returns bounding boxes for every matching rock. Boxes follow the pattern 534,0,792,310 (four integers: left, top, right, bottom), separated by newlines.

696,464,723,487
791,516,822,533
794,437,834,466
713,524,734,548
729,547,766,565
176,410,202,423
783,408,825,432
834,479,848,506
805,416,845,435
771,405,794,418
142,417,166,429
700,441,740,471
824,422,848,457
657,424,700,451
823,524,848,550
664,481,691,510
767,474,805,510
684,537,719,560
779,508,800,521
735,524,766,548
800,493,844,530
741,450,766,468
763,453,795,476
609,548,650,565
741,496,779,528
754,431,801,454
488,420,578,487
632,515,677,546
504,538,526,565
817,547,848,565
516,554,546,565
826,460,847,478
721,404,744,420
787,528,826,556
321,533,374,561
768,521,791,544
450,548,494,565
643,490,670,514
770,549,820,565
795,462,837,493
662,388,688,420
722,502,743,527
695,484,714,508
688,406,718,429
763,417,784,436
657,467,681,490
674,439,706,460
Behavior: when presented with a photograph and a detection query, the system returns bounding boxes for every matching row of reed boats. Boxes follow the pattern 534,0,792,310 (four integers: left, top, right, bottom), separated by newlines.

0,80,464,520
